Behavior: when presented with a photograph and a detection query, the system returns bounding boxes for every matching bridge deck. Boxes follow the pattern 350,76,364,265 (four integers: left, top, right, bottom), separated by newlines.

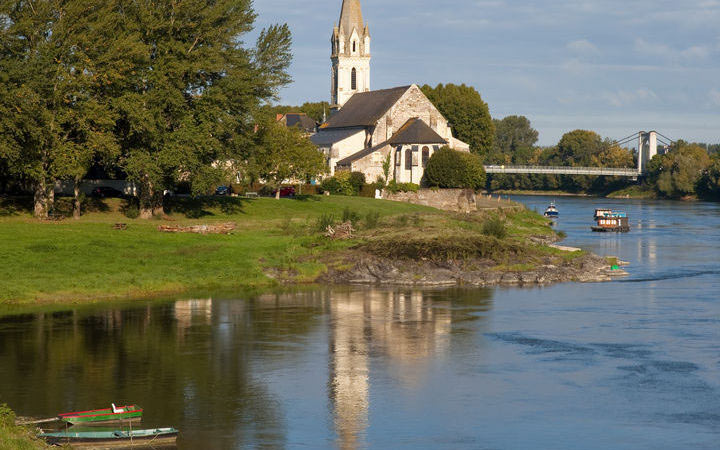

484,165,639,177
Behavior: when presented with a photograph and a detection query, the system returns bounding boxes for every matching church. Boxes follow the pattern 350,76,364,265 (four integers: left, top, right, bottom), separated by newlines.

311,0,469,184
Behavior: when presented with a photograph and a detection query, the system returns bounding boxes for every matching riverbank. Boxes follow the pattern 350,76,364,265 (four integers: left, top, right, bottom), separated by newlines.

0,404,45,449
0,195,620,308
492,187,660,200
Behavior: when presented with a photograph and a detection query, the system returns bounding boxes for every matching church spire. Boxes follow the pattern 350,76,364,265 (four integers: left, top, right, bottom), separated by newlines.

339,0,364,35
331,0,371,108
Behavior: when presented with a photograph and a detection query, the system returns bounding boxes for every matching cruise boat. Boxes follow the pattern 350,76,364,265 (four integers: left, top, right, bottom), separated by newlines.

592,211,630,233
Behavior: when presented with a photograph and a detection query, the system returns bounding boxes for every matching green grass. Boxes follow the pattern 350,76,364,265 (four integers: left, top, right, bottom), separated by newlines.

0,404,46,449
0,196,434,305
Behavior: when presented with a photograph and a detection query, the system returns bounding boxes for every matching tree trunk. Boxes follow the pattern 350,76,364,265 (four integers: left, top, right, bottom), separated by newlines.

275,188,281,200
138,179,163,219
73,180,81,219
33,180,49,219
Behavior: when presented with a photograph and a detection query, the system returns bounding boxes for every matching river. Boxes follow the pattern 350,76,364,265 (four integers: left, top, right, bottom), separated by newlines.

0,196,719,449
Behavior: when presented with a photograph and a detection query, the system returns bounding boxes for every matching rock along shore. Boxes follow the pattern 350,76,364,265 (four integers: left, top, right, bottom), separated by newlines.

320,251,628,288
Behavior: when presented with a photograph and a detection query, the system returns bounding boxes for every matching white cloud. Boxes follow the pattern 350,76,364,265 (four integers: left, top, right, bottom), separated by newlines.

602,88,658,107
566,39,599,55
634,38,711,62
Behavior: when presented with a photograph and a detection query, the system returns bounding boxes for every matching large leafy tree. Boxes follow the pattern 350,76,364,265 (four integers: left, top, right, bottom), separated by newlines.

0,1,121,218
253,121,326,199
421,84,495,156
648,141,711,198
109,1,292,218
697,154,720,200
490,115,539,164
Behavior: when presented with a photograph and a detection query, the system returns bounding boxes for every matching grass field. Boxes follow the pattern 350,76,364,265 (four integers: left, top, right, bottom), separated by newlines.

0,196,435,305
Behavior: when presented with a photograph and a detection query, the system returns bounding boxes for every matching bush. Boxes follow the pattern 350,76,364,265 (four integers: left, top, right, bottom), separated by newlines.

342,206,361,226
424,146,486,189
482,217,507,239
321,171,356,196
386,180,420,194
364,211,381,229
349,172,366,193
316,213,335,232
0,403,15,427
359,184,376,198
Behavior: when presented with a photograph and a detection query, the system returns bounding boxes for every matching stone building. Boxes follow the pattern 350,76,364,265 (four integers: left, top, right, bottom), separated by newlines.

313,0,469,184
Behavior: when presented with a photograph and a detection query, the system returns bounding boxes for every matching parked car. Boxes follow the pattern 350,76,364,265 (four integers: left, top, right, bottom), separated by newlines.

90,186,124,198
215,186,231,196
273,186,296,198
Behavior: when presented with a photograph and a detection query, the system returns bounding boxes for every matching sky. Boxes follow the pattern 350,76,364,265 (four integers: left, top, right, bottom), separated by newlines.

253,0,720,146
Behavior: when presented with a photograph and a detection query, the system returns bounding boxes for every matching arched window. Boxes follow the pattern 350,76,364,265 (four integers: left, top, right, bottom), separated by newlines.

405,148,413,170
333,68,338,93
353,41,356,53
351,68,357,90
422,146,430,167
395,147,402,167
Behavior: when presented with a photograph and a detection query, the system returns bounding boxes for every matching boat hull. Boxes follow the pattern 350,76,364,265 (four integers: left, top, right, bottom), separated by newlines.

58,405,143,425
41,428,177,448
591,226,630,233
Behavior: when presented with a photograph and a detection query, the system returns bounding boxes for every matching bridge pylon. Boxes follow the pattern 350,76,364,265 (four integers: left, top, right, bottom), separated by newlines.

637,131,658,175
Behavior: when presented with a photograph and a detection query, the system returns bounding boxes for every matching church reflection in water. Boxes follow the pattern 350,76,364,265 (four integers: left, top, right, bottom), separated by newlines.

325,288,489,449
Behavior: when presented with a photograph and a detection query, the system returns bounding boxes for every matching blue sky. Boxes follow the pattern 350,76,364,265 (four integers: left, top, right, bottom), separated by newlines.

253,0,720,145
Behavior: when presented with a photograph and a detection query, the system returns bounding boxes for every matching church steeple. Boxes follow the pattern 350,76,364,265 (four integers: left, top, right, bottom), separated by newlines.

331,0,371,109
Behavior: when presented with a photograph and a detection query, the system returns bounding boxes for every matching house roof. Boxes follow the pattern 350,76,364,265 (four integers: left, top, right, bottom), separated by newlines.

280,113,317,133
310,128,362,146
325,86,411,129
387,118,448,145
336,142,389,167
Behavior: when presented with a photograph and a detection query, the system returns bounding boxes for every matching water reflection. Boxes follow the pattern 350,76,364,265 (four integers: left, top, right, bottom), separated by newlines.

0,287,492,449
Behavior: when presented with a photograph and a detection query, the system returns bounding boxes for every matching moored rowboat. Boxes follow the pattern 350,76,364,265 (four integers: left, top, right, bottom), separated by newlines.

39,427,178,448
58,404,143,425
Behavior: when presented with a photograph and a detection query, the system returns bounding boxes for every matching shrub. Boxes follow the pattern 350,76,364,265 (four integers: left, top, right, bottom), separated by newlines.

349,172,366,193
386,180,420,194
316,213,335,232
359,184,376,198
482,217,507,239
320,171,356,196
342,206,361,226
424,146,486,190
364,211,381,229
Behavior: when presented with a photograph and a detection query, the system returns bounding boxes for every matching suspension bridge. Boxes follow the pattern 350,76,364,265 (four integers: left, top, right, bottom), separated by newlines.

484,130,675,178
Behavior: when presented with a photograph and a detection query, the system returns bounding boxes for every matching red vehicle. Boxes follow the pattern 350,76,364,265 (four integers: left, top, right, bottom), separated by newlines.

273,187,296,198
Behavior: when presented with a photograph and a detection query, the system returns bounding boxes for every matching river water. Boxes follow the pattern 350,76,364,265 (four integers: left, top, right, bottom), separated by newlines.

0,196,719,449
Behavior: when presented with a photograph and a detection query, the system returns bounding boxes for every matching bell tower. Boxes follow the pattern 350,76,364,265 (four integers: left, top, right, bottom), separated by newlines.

331,0,371,109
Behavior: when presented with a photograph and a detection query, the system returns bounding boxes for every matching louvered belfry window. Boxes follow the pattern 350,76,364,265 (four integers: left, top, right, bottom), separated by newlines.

351,68,357,90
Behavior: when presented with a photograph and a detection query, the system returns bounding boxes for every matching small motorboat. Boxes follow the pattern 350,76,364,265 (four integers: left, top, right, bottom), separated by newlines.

544,202,559,218
39,427,178,448
58,404,143,426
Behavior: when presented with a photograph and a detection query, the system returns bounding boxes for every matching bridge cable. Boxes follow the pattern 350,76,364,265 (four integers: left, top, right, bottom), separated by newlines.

612,132,641,145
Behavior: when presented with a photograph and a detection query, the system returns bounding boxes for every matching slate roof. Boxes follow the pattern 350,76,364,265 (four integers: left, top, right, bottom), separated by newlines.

387,118,448,145
310,128,361,146
324,86,411,129
280,113,317,133
336,142,389,167
339,0,364,35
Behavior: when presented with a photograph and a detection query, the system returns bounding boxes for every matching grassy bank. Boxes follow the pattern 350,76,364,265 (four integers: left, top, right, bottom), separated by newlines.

0,404,45,449
0,194,569,307
0,196,432,305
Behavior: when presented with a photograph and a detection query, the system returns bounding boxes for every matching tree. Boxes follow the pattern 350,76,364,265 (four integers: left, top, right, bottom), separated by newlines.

697,155,720,200
110,2,293,217
0,1,122,218
649,142,711,198
421,84,495,156
253,122,326,199
424,147,486,190
491,115,539,164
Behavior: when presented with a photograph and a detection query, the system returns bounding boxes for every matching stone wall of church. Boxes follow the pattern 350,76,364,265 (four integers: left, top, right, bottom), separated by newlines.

350,145,391,184
371,85,452,147
383,189,479,213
